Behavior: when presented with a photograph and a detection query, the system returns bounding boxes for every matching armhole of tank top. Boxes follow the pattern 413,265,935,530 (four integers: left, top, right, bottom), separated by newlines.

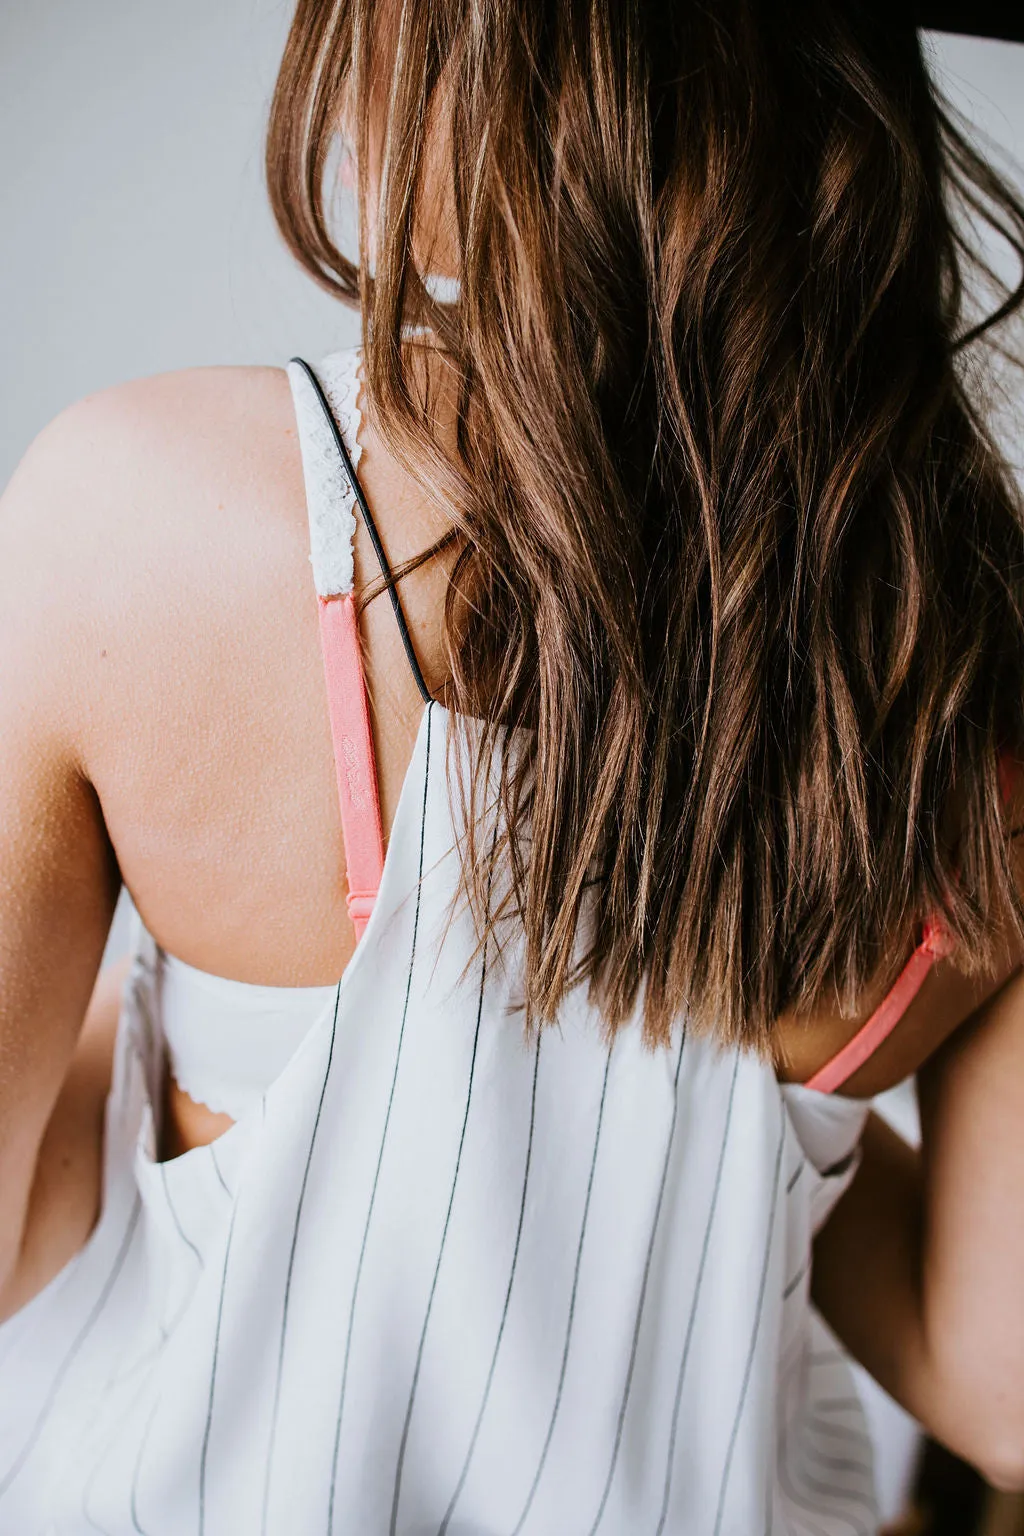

805,746,1022,1093
285,352,385,940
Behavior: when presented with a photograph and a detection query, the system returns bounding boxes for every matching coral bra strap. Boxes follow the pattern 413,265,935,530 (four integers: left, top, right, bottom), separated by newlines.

316,592,385,942
806,746,1020,1093
804,916,955,1094
287,354,394,943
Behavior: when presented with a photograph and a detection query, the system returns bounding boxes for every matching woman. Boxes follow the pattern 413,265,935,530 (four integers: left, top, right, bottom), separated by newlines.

1,0,1023,1530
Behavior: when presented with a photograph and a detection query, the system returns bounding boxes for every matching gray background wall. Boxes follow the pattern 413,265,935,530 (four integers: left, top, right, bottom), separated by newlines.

0,11,1021,486
1,8,1021,1524
0,0,359,488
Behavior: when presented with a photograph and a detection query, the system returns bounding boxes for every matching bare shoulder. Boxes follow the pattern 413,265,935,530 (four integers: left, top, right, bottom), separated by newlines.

0,356,445,987
0,365,306,753
1,363,301,577
4,363,295,502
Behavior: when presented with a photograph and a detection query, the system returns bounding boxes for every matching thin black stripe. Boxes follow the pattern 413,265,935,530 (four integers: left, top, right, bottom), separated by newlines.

778,1406,870,1536
764,1446,774,1536
93,1181,208,1403
655,1053,741,1535
788,1460,876,1513
803,1441,873,1478
260,985,342,1533
777,1319,809,1383
712,1107,787,1536
807,1415,872,1448
208,1142,232,1199
130,1398,160,1535
781,1260,809,1302
198,1200,240,1536
82,1373,156,1536
82,1436,115,1536
586,1027,687,1536
390,825,497,1536
290,358,432,704
786,1160,805,1195
101,1230,198,1396
160,1164,202,1268
437,1033,543,1536
83,1497,112,1534
508,1044,615,1536
0,1194,141,1501
779,1472,868,1535
327,708,433,1534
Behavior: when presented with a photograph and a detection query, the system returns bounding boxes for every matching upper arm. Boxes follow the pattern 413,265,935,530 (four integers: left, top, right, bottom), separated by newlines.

0,406,122,1290
812,973,1024,1489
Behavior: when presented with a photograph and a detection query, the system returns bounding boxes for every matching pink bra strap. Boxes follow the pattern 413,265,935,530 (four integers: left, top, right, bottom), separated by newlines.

288,353,410,947
807,746,1020,1092
803,916,955,1093
317,593,385,942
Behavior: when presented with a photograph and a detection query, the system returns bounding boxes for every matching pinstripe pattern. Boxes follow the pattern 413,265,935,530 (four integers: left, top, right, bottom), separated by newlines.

389,873,490,1536
208,1144,232,1200
129,1398,160,1536
781,1260,810,1302
712,1107,787,1536
198,1199,240,1536
391,819,499,1533
508,1045,615,1536
261,984,342,1532
0,350,879,1533
437,1033,543,1536
656,1053,741,1535
0,1194,141,1501
327,707,434,1535
81,1369,158,1536
160,1165,201,1269
778,1357,876,1536
585,1026,687,1536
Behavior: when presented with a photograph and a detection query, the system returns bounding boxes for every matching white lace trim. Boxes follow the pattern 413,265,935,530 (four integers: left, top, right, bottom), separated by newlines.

159,946,337,1123
286,348,365,598
165,1059,258,1124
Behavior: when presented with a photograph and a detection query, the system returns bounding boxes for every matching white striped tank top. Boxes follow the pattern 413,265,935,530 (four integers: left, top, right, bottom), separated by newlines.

0,347,878,1535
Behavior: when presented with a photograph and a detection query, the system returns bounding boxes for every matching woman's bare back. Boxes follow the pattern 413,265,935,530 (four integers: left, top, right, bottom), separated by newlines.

0,360,457,1294
47,364,448,988
3,360,1024,1496
2,356,1017,1178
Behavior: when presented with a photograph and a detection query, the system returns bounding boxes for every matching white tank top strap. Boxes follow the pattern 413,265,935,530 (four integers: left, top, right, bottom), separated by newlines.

157,348,374,1122
285,348,365,599
287,347,390,943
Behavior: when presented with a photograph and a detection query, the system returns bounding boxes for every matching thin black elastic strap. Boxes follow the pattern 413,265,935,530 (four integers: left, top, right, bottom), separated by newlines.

291,357,432,705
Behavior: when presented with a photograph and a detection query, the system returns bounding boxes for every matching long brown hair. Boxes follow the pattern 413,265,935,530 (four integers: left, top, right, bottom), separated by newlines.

267,0,1024,1052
